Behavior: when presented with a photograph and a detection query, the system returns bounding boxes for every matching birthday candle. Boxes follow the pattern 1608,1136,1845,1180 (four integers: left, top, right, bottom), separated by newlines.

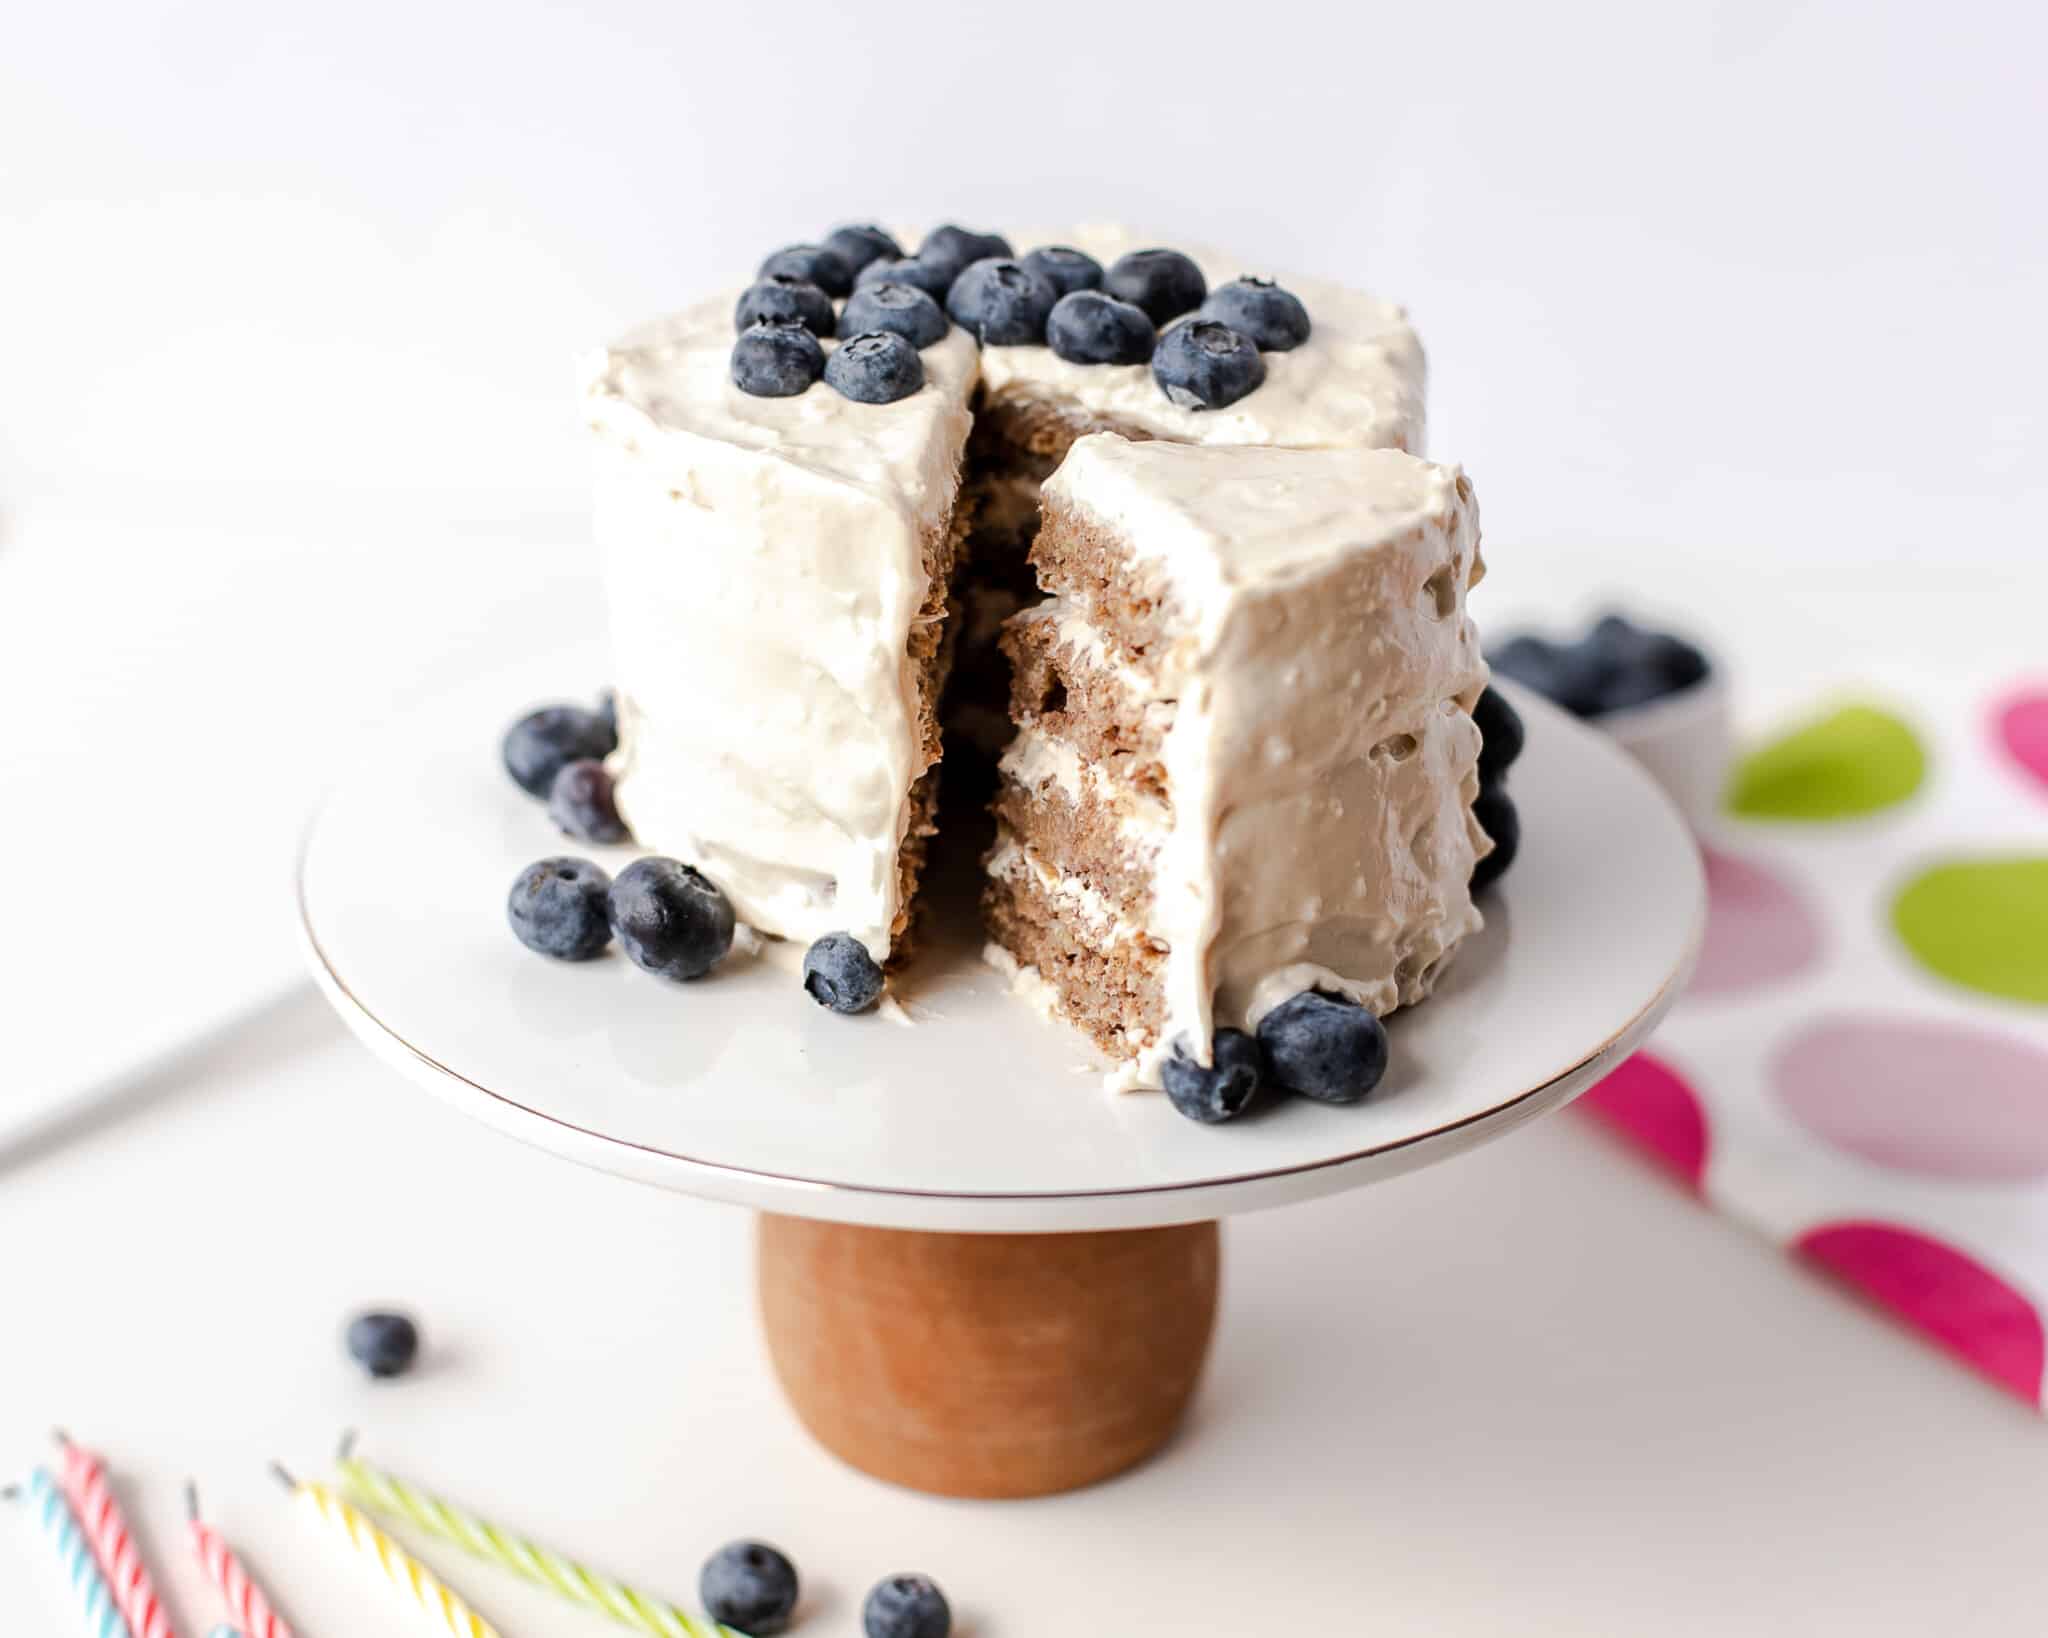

186,1485,296,1638
277,1466,501,1638
16,1465,135,1638
56,1434,177,1638
336,1450,743,1638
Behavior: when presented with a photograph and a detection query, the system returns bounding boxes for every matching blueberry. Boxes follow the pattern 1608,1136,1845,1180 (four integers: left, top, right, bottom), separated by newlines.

208,1627,248,1638
826,330,926,404
1489,634,1603,717
1020,244,1103,296
1151,319,1265,410
503,704,616,798
345,1311,420,1379
547,759,631,845
916,224,1014,285
1473,685,1525,783
855,256,955,301
864,1573,952,1638
607,857,735,980
838,281,949,348
1257,992,1389,1104
733,275,835,337
1103,248,1208,324
824,222,903,275
508,856,614,961
945,257,1057,345
1046,290,1155,365
701,1541,799,1636
1471,784,1519,894
731,320,825,398
1161,1028,1265,1123
758,242,854,298
1198,276,1311,350
803,931,886,1013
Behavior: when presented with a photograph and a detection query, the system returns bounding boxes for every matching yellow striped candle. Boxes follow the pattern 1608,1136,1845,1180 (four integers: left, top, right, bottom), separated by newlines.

335,1450,743,1638
274,1465,500,1638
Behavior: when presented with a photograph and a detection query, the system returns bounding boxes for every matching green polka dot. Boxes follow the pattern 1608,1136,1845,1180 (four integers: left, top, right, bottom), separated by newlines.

1893,856,2048,1005
1726,704,1926,820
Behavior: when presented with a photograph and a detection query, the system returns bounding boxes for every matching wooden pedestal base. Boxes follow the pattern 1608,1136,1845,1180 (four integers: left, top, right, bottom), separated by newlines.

757,1214,1220,1499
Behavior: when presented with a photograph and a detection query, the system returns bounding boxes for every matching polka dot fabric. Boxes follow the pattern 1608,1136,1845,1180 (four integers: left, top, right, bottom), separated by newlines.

1578,678,2048,1410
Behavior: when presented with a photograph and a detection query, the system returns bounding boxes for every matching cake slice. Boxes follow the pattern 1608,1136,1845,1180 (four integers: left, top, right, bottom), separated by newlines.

985,434,1489,1087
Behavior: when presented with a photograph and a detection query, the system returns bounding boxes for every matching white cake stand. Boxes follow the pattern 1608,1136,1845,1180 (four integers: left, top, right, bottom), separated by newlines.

299,652,1703,1499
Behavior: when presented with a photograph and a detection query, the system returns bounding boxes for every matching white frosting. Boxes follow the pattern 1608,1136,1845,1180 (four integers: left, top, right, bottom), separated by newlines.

586,298,979,957
1034,435,1489,1085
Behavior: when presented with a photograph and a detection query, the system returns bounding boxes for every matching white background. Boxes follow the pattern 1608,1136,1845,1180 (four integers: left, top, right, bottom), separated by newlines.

4,1,2046,1632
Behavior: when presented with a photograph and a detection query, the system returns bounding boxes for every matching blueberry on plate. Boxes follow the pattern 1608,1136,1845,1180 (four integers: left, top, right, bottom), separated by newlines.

758,242,854,298
826,330,926,404
1046,289,1155,365
733,274,835,337
946,258,1057,345
1151,319,1265,410
1161,1029,1265,1124
1199,276,1311,350
916,224,1014,285
607,857,735,980
855,256,955,301
503,703,616,798
1257,991,1389,1104
1473,685,1525,783
547,759,631,845
824,222,903,275
345,1310,420,1379
838,281,950,348
864,1573,952,1638
1103,248,1208,324
508,856,614,961
731,320,826,398
1470,784,1519,894
1021,244,1103,296
803,932,886,1013
701,1541,799,1636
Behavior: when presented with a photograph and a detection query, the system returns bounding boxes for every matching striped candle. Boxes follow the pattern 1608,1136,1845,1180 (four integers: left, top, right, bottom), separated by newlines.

15,1465,135,1638
56,1434,176,1638
186,1485,295,1638
277,1466,500,1638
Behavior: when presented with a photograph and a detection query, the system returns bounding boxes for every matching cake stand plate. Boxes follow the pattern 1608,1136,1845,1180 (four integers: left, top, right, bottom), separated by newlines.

299,650,1703,1496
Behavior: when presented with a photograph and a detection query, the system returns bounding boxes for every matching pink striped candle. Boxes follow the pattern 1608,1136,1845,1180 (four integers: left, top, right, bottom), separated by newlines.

55,1434,177,1638
186,1485,294,1638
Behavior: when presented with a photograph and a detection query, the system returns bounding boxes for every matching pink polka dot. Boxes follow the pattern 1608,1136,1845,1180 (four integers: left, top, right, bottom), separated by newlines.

1579,1052,1709,1189
1685,846,1825,1000
1796,1221,2046,1404
1994,686,2048,796
1773,1014,2048,1182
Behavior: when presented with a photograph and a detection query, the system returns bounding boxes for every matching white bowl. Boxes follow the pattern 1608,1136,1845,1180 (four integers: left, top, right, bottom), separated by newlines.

1588,663,1731,832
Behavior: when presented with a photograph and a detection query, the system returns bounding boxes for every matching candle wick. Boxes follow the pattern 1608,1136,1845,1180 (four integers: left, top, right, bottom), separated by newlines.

184,1481,201,1522
267,1461,298,1492
336,1428,359,1464
1,1483,19,1502
50,1428,71,1450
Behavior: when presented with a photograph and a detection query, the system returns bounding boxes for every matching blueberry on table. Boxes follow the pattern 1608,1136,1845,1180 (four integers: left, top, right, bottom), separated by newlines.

945,258,1058,345
838,281,950,348
547,759,631,845
503,704,616,798
826,330,926,404
701,1541,799,1636
1161,1029,1265,1124
864,1572,952,1638
1046,290,1155,365
824,222,903,275
1471,784,1520,894
607,857,735,980
508,857,614,960
1473,685,1525,783
758,242,854,298
1103,248,1208,324
1020,244,1103,296
1257,992,1389,1104
345,1311,420,1379
855,256,955,301
731,320,826,398
208,1627,248,1638
733,275,835,337
803,932,886,1013
915,224,1015,285
1152,319,1266,410
1199,276,1311,350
